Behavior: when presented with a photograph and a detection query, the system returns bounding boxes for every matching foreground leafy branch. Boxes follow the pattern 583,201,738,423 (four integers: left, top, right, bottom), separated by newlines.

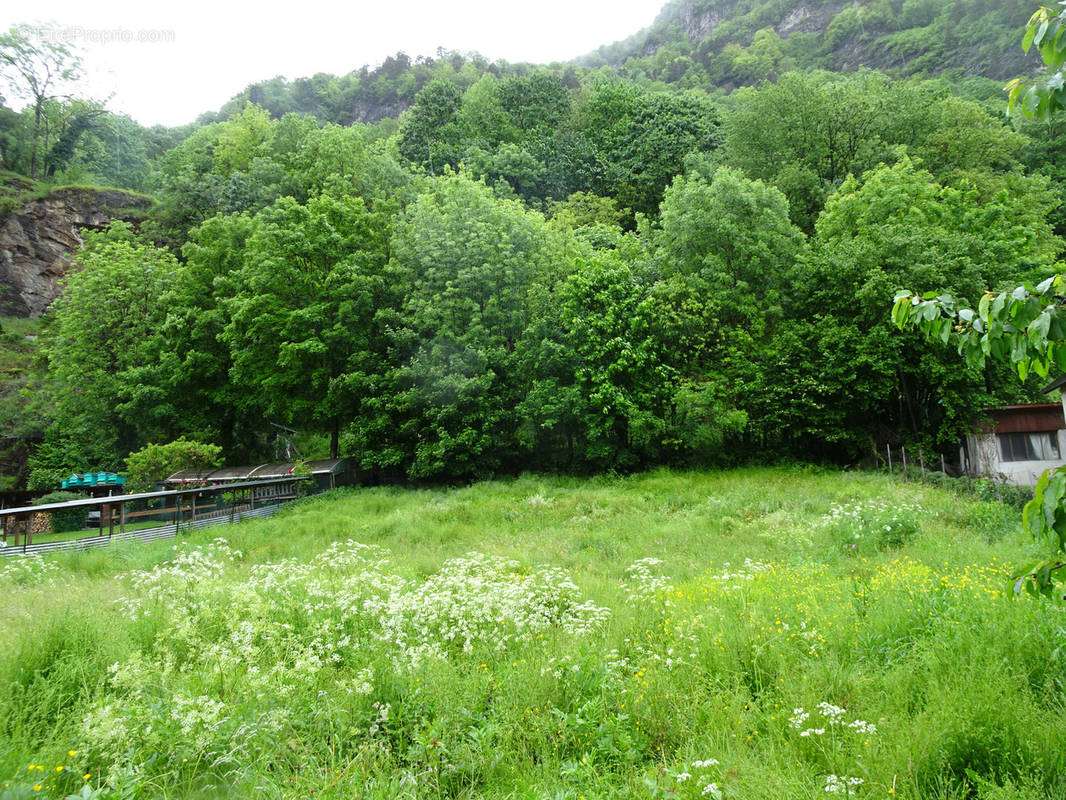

892,279,1066,599
891,276,1066,382
1006,3,1066,120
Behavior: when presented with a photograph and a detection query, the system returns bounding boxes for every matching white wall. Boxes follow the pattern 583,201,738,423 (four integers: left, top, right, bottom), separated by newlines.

965,431,1066,486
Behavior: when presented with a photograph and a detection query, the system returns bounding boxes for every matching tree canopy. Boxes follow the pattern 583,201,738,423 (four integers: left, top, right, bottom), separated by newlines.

4,6,1065,493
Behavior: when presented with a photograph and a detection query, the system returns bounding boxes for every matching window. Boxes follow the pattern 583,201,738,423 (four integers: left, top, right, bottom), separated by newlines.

998,431,1061,462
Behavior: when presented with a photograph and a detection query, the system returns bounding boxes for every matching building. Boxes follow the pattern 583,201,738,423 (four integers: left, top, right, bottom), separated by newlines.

962,402,1066,486
164,459,356,494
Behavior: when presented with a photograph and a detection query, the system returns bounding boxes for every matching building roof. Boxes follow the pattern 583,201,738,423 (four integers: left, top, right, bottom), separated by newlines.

62,472,126,489
1,478,304,516
1042,374,1066,394
165,459,351,484
975,403,1065,434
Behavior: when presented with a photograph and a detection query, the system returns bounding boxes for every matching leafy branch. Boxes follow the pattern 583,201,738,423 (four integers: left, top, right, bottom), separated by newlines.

892,281,1066,599
1007,3,1066,119
891,277,1066,381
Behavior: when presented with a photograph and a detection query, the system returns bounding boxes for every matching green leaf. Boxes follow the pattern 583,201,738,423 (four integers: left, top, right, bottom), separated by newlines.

1052,341,1066,373
1042,468,1066,531
1024,22,1038,53
1013,574,1028,596
891,296,911,329
991,292,1007,317
1023,84,1045,118
978,292,992,320
1012,335,1029,364
1029,311,1052,346
1036,19,1051,49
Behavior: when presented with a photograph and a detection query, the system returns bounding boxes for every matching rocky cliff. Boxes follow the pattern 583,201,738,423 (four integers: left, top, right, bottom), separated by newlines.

580,0,1040,82
0,187,154,317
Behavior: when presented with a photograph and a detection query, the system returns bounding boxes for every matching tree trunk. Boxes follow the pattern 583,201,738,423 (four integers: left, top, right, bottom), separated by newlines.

29,98,43,179
330,419,340,459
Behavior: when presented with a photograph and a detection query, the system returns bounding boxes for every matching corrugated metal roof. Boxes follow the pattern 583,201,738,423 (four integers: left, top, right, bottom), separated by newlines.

0,478,305,516
975,404,1065,434
166,459,351,483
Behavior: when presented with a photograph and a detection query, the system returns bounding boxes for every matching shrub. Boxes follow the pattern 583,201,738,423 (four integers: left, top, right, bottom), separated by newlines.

32,491,88,532
820,499,923,554
124,438,223,492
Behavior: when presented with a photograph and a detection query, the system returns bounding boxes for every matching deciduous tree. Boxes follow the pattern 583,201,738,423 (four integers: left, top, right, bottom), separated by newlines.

223,195,392,458
0,23,83,178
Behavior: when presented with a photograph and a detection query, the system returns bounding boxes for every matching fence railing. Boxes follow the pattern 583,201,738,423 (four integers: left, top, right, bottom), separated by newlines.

0,477,307,557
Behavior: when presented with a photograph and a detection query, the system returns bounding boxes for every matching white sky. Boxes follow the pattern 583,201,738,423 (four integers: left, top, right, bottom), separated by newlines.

1,0,666,127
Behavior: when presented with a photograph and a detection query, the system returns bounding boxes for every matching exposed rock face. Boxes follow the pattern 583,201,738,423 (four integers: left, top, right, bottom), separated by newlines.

671,0,849,45
349,97,411,124
591,0,1040,81
0,188,153,317
676,0,731,41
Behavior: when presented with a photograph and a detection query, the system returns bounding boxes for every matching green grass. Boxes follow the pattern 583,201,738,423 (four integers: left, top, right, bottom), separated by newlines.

0,174,155,227
3,518,173,547
0,467,1063,799
0,317,38,373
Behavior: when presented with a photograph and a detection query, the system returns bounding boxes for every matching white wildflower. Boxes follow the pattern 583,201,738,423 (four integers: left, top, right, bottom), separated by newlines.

692,759,720,768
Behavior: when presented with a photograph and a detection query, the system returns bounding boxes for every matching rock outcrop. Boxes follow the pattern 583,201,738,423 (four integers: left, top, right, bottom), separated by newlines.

582,0,1041,81
0,187,153,317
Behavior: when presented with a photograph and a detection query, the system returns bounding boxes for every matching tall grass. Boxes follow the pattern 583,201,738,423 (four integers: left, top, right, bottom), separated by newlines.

0,467,1063,799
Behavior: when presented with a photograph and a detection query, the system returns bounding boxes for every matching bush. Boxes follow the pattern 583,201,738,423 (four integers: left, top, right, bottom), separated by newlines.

821,499,923,554
124,438,223,492
32,491,88,533
971,478,1033,510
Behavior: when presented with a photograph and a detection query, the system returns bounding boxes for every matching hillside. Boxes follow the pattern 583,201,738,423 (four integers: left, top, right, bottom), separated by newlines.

0,316,41,488
209,0,1041,127
0,181,154,317
580,0,1041,86
3,3,1064,490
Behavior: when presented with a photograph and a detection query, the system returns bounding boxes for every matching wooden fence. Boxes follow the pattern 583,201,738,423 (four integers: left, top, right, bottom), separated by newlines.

0,477,306,558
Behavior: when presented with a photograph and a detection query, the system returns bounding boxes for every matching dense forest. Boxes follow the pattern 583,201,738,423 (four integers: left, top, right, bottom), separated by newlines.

2,0,1065,489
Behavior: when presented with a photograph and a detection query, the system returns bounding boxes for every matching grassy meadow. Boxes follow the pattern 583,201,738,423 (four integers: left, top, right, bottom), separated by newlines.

0,467,1063,799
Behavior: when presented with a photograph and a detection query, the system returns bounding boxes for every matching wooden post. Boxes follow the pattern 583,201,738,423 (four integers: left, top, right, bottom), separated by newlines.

902,446,908,480
920,452,926,481
887,444,892,475
191,493,197,523
120,500,126,535
940,454,947,486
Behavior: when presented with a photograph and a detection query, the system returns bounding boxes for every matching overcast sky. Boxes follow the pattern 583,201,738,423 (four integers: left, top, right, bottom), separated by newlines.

1,0,667,127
